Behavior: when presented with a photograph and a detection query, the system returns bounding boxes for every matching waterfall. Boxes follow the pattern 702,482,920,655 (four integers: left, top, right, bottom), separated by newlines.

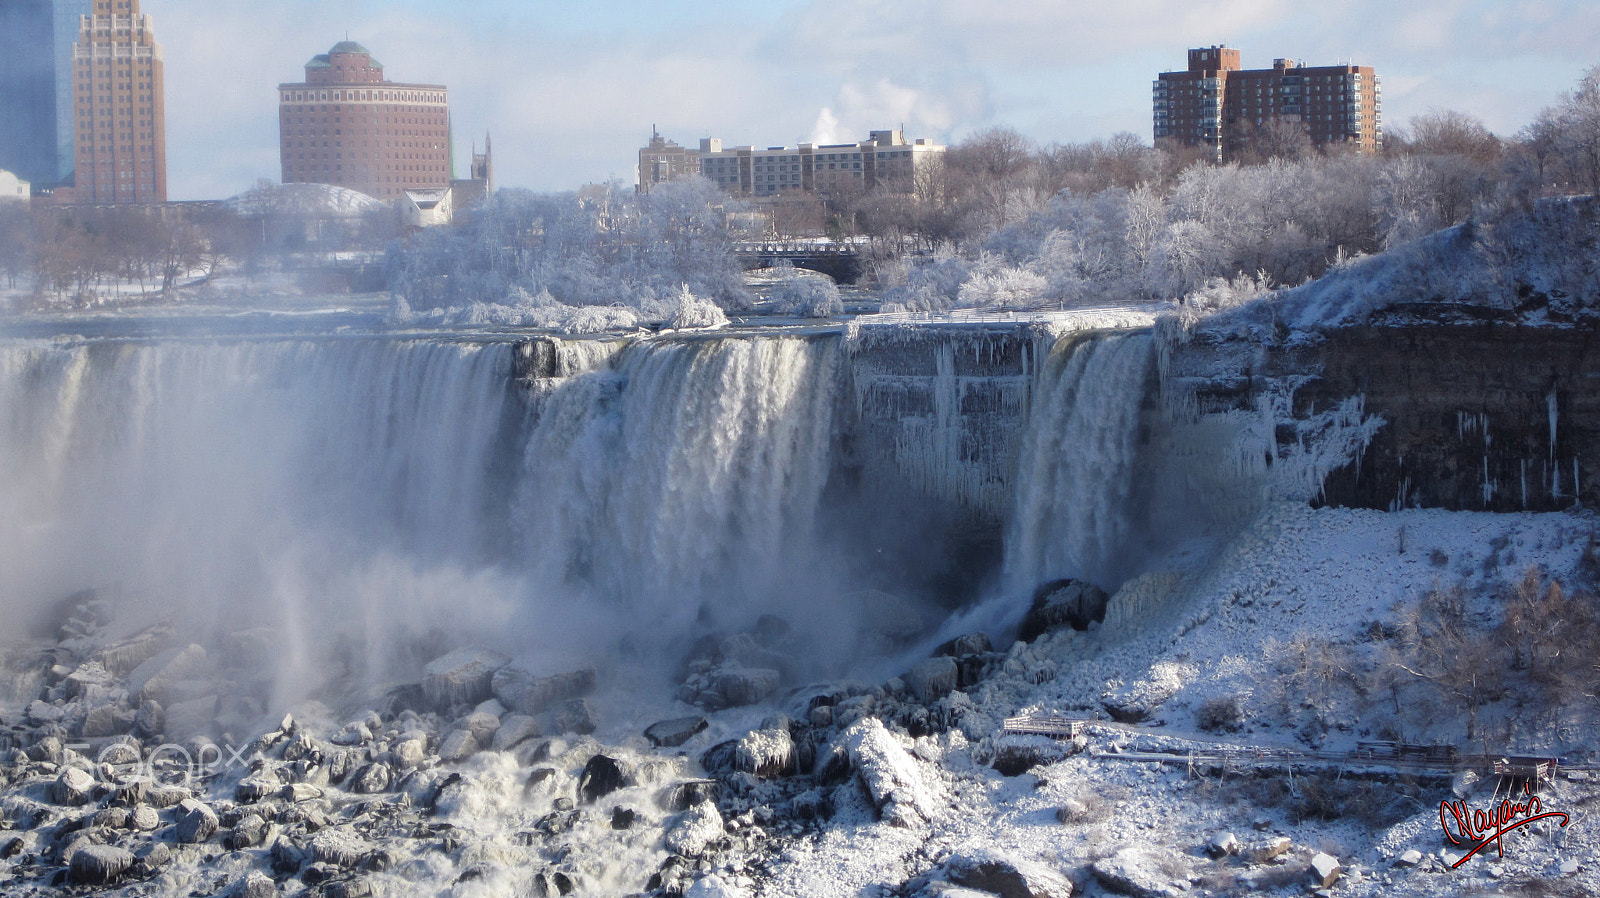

1002,332,1158,594
0,331,858,701
513,334,847,631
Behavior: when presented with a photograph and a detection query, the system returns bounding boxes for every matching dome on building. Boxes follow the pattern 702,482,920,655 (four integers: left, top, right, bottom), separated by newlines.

226,182,389,218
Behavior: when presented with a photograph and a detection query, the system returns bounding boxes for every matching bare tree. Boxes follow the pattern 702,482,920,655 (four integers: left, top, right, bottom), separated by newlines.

1396,109,1503,163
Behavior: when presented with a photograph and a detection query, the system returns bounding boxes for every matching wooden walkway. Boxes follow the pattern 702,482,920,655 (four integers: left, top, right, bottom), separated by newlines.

1000,714,1596,779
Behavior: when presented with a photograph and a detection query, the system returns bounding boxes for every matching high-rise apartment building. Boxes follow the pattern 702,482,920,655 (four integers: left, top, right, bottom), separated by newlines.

72,0,167,203
1154,46,1382,161
278,41,451,201
638,128,944,197
0,0,93,188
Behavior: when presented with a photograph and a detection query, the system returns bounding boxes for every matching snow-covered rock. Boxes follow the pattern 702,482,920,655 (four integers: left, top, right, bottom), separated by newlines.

733,727,795,778
69,844,134,885
1090,846,1192,898
906,850,1074,898
666,802,725,857
842,718,938,827
490,666,595,714
422,648,509,709
645,716,708,748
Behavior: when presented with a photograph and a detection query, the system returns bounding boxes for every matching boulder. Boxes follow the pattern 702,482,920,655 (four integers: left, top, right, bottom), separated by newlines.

81,702,135,738
390,736,428,770
645,716,708,748
555,699,597,735
1207,832,1240,859
907,850,1074,898
238,771,285,803
665,779,719,812
349,762,392,794
70,844,134,886
1394,849,1423,868
438,729,480,763
163,694,218,739
904,657,959,704
1091,846,1191,898
173,798,219,843
934,633,993,657
283,783,324,803
230,813,269,849
1020,580,1109,641
269,836,308,876
50,767,96,806
459,710,500,744
492,714,542,752
733,728,795,778
26,700,65,726
231,871,277,898
130,806,160,831
311,829,371,868
992,734,1074,776
1248,837,1291,864
133,840,171,876
665,802,724,857
1309,853,1341,889
127,643,212,703
695,666,781,710
579,755,628,803
422,648,509,710
491,666,596,715
842,718,937,827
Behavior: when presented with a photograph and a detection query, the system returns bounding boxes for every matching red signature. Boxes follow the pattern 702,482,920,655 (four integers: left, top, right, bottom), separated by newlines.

1439,785,1570,868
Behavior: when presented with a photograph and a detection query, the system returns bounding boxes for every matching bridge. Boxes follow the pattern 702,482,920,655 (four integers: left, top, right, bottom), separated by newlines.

734,240,863,284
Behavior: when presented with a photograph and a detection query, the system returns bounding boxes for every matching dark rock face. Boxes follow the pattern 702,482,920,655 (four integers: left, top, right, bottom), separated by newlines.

644,716,707,748
935,632,992,657
578,755,627,804
1020,580,1109,641
664,779,718,812
69,845,134,886
172,798,218,843
1176,325,1600,512
554,699,597,735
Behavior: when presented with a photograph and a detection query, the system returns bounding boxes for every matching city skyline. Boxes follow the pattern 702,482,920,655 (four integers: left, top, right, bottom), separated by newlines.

71,0,1600,199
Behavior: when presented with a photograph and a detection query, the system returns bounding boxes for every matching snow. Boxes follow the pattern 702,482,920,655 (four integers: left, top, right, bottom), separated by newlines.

761,502,1600,897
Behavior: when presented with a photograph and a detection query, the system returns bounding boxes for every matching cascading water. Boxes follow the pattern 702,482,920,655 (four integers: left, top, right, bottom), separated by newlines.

1002,331,1159,594
0,337,529,702
513,334,848,635
0,331,865,708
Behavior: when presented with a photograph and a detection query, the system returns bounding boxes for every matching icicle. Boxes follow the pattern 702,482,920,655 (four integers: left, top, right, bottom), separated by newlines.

1548,388,1559,461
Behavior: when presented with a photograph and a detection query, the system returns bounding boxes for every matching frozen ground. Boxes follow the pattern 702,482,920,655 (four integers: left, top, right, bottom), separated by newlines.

759,502,1600,896
2,503,1596,897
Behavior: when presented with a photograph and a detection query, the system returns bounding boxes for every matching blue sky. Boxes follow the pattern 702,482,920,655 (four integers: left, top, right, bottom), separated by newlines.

156,0,1600,199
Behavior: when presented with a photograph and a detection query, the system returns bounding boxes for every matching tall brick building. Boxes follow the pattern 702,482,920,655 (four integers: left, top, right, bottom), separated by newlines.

278,41,451,200
1154,46,1382,162
72,0,167,203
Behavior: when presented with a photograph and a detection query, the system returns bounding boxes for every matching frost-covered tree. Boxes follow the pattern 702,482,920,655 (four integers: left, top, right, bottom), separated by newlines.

382,180,752,324
769,272,843,318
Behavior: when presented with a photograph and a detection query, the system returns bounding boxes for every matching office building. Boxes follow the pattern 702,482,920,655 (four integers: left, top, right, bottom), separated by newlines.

278,41,450,201
1154,46,1382,161
638,128,944,197
0,0,93,189
71,0,167,203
